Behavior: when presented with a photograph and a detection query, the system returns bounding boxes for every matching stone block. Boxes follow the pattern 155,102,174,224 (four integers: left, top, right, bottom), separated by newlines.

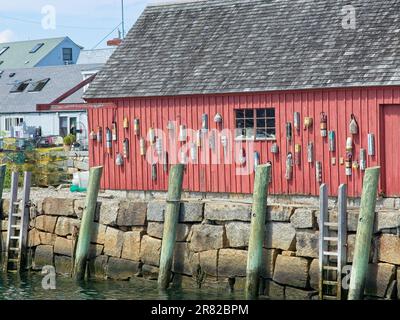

290,209,315,229
204,203,251,222
267,206,295,222
142,264,159,280
377,234,400,265
55,217,80,237
35,215,58,233
147,222,190,242
28,228,41,247
98,200,120,226
309,259,319,290
88,255,108,279
140,235,162,266
106,257,140,280
33,245,54,270
375,211,400,233
218,249,247,277
39,232,57,246
273,255,309,288
199,250,218,277
365,263,396,298
264,222,296,250
116,201,147,226
104,227,125,258
55,255,72,275
262,249,278,279
189,224,225,252
88,244,104,259
42,198,75,217
91,222,107,245
296,231,319,258
54,237,73,256
74,199,100,221
225,222,250,248
147,202,165,222
179,202,204,222
121,231,142,261
264,280,285,299
173,242,195,276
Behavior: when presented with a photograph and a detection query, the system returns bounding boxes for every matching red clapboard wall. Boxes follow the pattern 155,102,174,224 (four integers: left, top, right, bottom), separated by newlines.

86,86,400,197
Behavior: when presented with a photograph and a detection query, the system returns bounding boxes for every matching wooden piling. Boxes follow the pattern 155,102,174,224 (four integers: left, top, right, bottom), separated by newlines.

73,166,103,280
348,166,380,300
158,164,185,290
245,164,271,299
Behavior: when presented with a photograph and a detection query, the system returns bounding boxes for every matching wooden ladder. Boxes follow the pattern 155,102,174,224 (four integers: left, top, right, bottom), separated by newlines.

4,172,32,273
319,184,347,300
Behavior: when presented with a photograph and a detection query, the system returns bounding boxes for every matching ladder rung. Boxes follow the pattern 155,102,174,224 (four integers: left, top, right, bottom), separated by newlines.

10,236,20,240
323,251,338,256
8,258,18,262
324,237,338,242
323,266,338,271
323,280,338,286
324,222,338,227
322,295,338,300
9,247,19,251
11,225,21,229
12,213,21,217
13,202,20,206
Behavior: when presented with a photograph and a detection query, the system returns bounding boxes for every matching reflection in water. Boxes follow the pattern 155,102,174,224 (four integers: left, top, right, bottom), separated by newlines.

0,273,244,300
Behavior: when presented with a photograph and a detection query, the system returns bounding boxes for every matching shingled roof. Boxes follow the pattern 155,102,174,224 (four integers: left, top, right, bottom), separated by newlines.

84,0,400,99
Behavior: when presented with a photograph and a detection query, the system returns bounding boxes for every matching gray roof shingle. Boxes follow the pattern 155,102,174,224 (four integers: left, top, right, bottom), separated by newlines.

84,0,400,99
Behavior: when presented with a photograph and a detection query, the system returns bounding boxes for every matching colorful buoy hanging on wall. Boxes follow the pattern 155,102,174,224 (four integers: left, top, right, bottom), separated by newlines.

89,130,97,140
106,127,112,153
286,122,292,141
368,134,375,156
254,151,260,171
140,138,146,156
316,161,322,183
295,144,301,166
307,142,313,163
133,119,140,136
328,131,335,152
285,153,293,180
294,112,300,133
349,114,359,135
97,127,102,143
151,164,157,181
179,125,187,142
123,117,129,129
123,139,129,159
149,127,156,145
271,143,279,154
112,122,117,141
360,148,366,171
202,114,209,132
116,153,124,166
320,112,327,137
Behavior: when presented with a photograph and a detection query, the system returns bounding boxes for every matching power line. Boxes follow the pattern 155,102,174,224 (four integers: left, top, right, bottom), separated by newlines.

92,23,122,49
0,14,113,30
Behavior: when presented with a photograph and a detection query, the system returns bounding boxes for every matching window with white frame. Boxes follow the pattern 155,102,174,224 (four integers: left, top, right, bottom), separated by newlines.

5,117,24,131
235,108,276,140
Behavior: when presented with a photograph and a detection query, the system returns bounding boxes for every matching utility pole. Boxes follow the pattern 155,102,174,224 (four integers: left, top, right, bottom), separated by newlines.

121,0,125,39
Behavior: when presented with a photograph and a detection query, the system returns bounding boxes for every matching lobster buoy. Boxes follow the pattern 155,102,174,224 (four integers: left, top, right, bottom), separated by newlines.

180,150,187,164
106,127,112,153
209,131,216,151
320,112,327,137
116,153,123,166
267,161,273,184
304,117,313,130
349,114,359,135
316,161,322,183
286,122,292,141
294,112,300,132
285,153,293,180
123,139,129,159
133,119,140,136
346,137,353,158
202,114,209,132
89,130,97,140
271,143,279,154
179,125,187,142
97,127,102,143
123,117,129,129
295,144,301,166
156,138,163,157
112,122,117,141
151,164,157,181
214,113,223,124
149,127,156,145
360,148,366,171
254,151,260,171
307,142,314,163
328,131,335,152
238,148,246,165
190,143,197,161
368,133,375,156
196,130,202,148
163,152,169,173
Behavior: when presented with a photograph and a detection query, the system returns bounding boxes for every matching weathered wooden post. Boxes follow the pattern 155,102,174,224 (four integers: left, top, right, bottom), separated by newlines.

0,164,6,201
73,166,103,280
246,164,271,299
348,166,380,300
158,164,185,290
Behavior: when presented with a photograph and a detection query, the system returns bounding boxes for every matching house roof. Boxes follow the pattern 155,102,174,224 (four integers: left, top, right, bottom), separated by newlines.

0,64,102,113
0,37,81,69
84,0,400,99
77,48,116,65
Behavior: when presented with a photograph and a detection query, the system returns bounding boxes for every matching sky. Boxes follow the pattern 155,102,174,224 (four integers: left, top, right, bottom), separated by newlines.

0,0,157,49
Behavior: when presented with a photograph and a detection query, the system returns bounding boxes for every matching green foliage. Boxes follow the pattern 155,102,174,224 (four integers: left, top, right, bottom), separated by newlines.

63,134,76,146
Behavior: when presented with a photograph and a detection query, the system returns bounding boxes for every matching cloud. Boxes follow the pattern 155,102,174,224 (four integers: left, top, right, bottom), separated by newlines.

0,29,15,43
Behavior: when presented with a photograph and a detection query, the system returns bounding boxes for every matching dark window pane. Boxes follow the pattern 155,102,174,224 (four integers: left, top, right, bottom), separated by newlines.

245,119,254,128
267,128,276,137
257,119,266,128
236,119,245,128
236,110,244,118
244,109,254,118
256,109,266,118
256,129,267,138
267,119,276,127
266,109,275,117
